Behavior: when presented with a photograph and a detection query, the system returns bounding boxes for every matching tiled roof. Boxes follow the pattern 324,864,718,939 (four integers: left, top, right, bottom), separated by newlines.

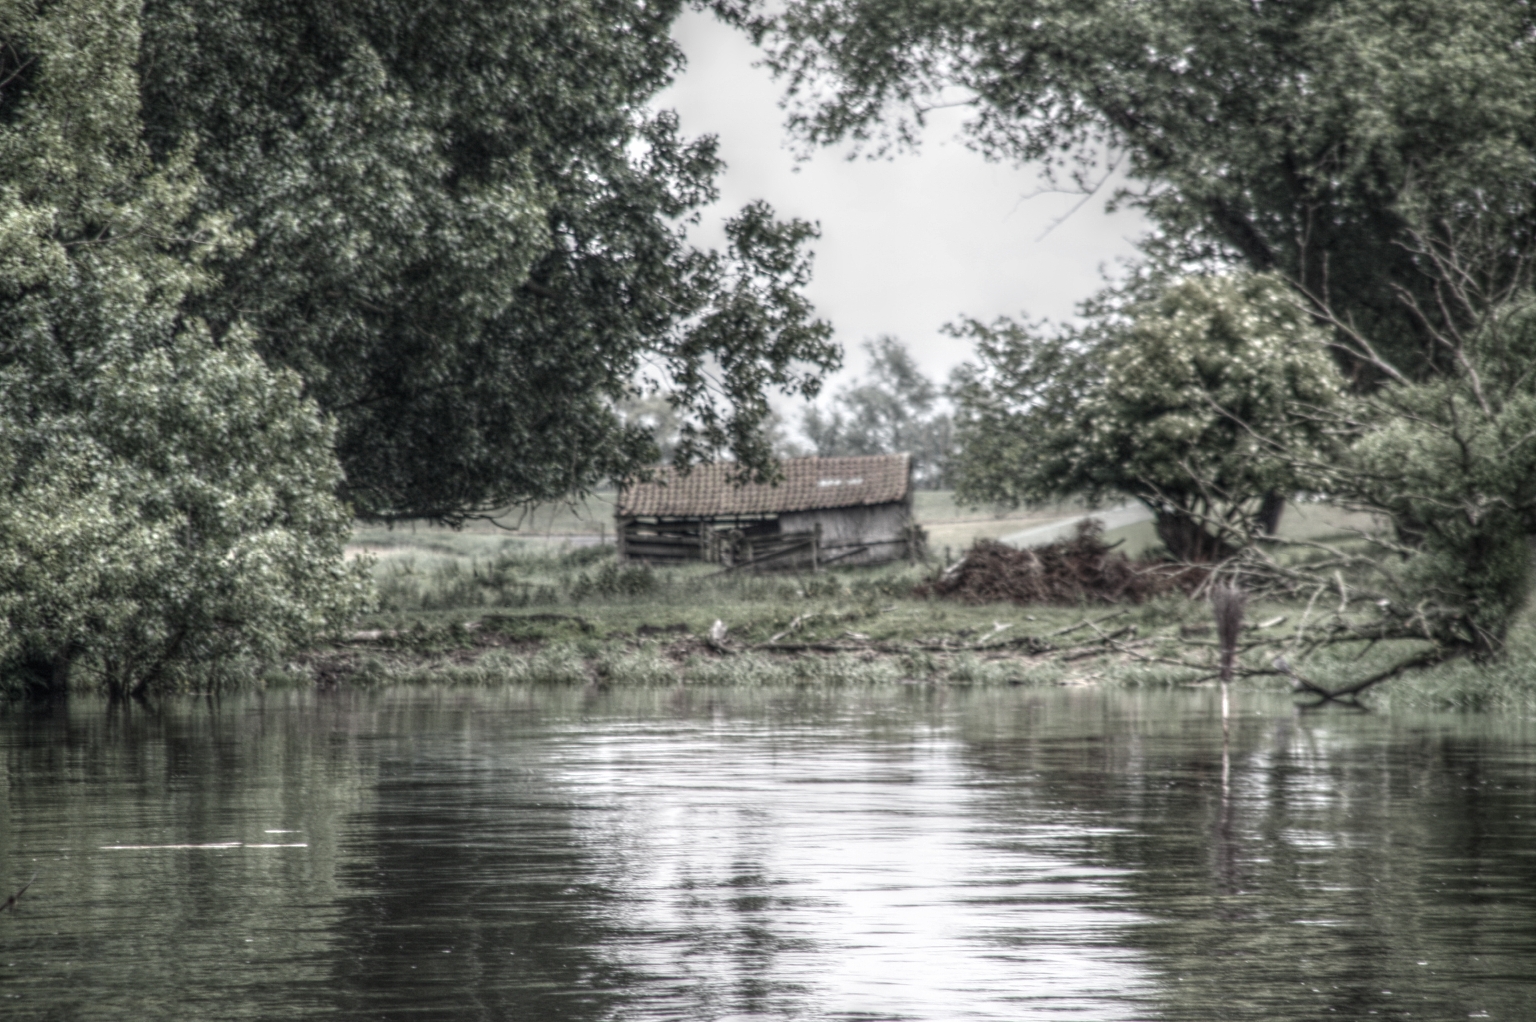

617,454,912,517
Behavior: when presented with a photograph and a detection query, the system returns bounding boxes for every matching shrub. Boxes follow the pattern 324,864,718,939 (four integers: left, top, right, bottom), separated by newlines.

0,331,373,697
569,561,658,601
0,3,369,696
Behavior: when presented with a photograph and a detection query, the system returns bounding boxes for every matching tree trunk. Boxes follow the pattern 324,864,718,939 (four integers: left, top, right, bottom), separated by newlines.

1255,491,1285,536
19,648,74,697
1154,509,1239,563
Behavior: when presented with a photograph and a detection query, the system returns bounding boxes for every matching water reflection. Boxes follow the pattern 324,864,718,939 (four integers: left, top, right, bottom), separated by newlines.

957,692,1536,1020
323,691,1152,1020
2,687,1535,1020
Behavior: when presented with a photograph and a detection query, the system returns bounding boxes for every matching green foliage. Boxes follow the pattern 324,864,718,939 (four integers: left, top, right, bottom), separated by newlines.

137,0,839,523
0,333,375,697
359,535,938,625
619,392,816,465
0,0,370,696
734,0,1536,378
952,274,1343,558
802,336,954,487
1321,300,1536,656
372,545,662,612
570,562,658,602
615,393,688,466
1359,393,1533,641
374,557,560,614
727,0,1536,673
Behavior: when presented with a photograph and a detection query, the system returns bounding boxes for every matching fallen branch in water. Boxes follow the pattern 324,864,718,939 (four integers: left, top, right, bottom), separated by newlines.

1,873,36,914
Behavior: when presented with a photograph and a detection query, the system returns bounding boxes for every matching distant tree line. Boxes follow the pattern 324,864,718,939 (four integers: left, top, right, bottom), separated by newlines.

625,335,958,489
801,337,954,489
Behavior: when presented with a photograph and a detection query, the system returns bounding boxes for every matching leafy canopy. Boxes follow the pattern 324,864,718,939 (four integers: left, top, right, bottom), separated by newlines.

0,0,369,696
138,0,839,523
728,0,1536,663
1305,299,1536,658
731,0,1536,377
950,275,1343,558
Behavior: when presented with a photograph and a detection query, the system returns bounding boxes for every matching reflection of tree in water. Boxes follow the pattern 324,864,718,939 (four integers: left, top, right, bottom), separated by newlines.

10,689,1536,1021
954,692,1536,1021
4,691,822,1021
325,720,638,1020
0,696,371,1020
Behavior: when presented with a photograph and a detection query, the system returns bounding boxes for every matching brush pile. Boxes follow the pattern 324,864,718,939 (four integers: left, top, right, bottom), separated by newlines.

916,520,1195,605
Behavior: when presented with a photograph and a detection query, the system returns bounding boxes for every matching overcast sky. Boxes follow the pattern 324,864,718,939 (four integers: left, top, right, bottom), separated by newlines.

656,9,1148,403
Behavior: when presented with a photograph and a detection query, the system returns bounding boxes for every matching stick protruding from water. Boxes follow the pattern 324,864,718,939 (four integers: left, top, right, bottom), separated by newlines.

1211,584,1246,685
1212,583,1246,729
1,873,36,914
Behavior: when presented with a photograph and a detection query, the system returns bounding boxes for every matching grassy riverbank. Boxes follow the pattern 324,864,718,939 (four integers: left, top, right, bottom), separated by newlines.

282,501,1536,712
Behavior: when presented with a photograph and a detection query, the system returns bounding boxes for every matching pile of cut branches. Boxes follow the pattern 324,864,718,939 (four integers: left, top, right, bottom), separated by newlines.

917,520,1198,605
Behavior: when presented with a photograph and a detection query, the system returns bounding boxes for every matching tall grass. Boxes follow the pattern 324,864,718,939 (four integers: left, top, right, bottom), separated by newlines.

338,523,1536,710
367,543,931,615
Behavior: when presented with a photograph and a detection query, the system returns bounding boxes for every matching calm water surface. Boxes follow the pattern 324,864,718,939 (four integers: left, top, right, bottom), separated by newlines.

2,685,1534,1020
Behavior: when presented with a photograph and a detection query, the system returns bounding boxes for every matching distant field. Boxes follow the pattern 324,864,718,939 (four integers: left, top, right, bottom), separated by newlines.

350,490,1075,561
910,491,1069,558
1056,499,1384,560
1277,499,1382,542
348,493,1381,567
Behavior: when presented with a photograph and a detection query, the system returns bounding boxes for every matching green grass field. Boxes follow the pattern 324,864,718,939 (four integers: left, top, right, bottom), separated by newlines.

322,496,1536,710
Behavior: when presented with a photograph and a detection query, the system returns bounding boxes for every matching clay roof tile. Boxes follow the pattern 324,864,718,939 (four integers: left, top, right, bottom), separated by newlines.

617,454,912,517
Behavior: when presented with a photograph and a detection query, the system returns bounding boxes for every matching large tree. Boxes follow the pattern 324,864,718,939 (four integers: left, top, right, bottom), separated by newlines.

137,0,839,523
728,0,1536,669
950,274,1343,561
0,0,369,696
728,0,1536,379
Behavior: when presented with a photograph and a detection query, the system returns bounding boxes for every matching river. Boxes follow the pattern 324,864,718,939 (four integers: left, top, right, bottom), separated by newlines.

2,685,1533,1020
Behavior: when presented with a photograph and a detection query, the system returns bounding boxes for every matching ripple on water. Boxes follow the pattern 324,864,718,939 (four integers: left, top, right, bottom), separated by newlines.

1,687,1534,1020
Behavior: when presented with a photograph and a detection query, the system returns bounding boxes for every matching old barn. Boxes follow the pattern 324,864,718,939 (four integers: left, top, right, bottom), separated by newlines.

615,454,923,570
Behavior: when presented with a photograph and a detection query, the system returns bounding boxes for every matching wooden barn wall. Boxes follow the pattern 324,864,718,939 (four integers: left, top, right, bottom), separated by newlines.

778,503,911,567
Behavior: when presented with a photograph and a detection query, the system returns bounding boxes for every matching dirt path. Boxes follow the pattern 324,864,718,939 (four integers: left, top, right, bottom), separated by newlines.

998,502,1153,548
